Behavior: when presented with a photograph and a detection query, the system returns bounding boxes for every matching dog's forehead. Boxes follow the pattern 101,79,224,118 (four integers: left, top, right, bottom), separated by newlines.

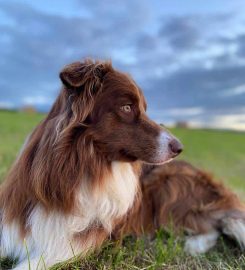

115,72,147,110
103,70,144,103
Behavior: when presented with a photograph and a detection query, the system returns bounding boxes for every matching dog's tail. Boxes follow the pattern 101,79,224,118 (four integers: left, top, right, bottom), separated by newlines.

220,208,245,249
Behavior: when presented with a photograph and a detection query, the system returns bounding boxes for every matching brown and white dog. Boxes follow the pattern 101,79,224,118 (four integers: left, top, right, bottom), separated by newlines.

0,60,182,269
114,160,245,254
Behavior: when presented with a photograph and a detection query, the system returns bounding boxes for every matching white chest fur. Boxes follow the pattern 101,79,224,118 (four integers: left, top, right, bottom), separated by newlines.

70,161,139,233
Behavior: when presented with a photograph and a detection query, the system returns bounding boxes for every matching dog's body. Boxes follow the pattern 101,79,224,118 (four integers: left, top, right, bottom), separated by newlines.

0,60,182,269
114,160,245,254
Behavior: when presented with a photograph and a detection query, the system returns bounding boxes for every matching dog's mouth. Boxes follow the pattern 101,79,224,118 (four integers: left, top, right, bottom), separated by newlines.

144,157,174,166
119,148,177,165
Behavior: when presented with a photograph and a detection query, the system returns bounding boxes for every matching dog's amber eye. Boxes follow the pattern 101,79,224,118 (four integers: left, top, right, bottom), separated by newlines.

120,104,132,113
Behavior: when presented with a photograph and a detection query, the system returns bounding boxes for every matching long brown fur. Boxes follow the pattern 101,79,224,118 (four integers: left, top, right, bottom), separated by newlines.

0,60,115,237
113,160,245,249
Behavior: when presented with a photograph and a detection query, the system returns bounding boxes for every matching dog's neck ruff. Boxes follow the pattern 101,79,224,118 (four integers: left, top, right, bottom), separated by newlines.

73,161,139,233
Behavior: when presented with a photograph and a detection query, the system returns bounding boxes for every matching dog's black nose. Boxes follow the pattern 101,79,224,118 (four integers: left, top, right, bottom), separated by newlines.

169,139,183,156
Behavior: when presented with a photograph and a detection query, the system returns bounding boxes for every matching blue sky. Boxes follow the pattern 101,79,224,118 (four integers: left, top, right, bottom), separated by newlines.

0,0,245,130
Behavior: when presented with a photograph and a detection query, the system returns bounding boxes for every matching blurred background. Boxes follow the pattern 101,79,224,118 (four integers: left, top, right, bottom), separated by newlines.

0,0,245,130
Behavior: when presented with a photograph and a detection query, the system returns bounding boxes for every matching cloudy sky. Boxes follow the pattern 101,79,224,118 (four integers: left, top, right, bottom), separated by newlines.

1,0,245,130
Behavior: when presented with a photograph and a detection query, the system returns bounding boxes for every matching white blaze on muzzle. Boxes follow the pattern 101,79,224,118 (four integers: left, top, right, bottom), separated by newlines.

154,131,183,164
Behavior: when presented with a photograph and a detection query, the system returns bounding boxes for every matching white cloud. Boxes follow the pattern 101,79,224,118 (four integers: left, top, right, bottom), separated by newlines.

166,107,204,116
211,114,245,130
222,84,245,97
0,101,14,109
22,95,53,106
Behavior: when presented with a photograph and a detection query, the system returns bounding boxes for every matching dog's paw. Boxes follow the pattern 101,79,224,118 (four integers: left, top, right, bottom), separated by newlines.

184,231,219,255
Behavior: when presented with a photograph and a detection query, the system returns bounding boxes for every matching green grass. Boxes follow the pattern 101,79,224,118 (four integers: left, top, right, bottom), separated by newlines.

0,111,44,182
0,111,245,270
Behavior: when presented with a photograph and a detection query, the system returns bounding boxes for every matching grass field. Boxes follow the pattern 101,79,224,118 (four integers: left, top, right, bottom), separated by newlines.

0,110,245,269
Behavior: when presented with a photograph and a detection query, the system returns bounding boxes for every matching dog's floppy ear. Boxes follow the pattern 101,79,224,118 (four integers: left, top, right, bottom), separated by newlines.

58,60,112,124
59,59,111,89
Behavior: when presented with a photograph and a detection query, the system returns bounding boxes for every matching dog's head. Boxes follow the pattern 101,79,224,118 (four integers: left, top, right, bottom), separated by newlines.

57,59,182,164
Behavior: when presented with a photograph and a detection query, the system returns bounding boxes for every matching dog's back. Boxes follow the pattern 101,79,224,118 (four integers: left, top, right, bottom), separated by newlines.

113,160,245,254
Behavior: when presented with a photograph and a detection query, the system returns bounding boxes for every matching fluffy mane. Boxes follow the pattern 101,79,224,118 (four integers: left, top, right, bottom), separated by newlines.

0,60,118,235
